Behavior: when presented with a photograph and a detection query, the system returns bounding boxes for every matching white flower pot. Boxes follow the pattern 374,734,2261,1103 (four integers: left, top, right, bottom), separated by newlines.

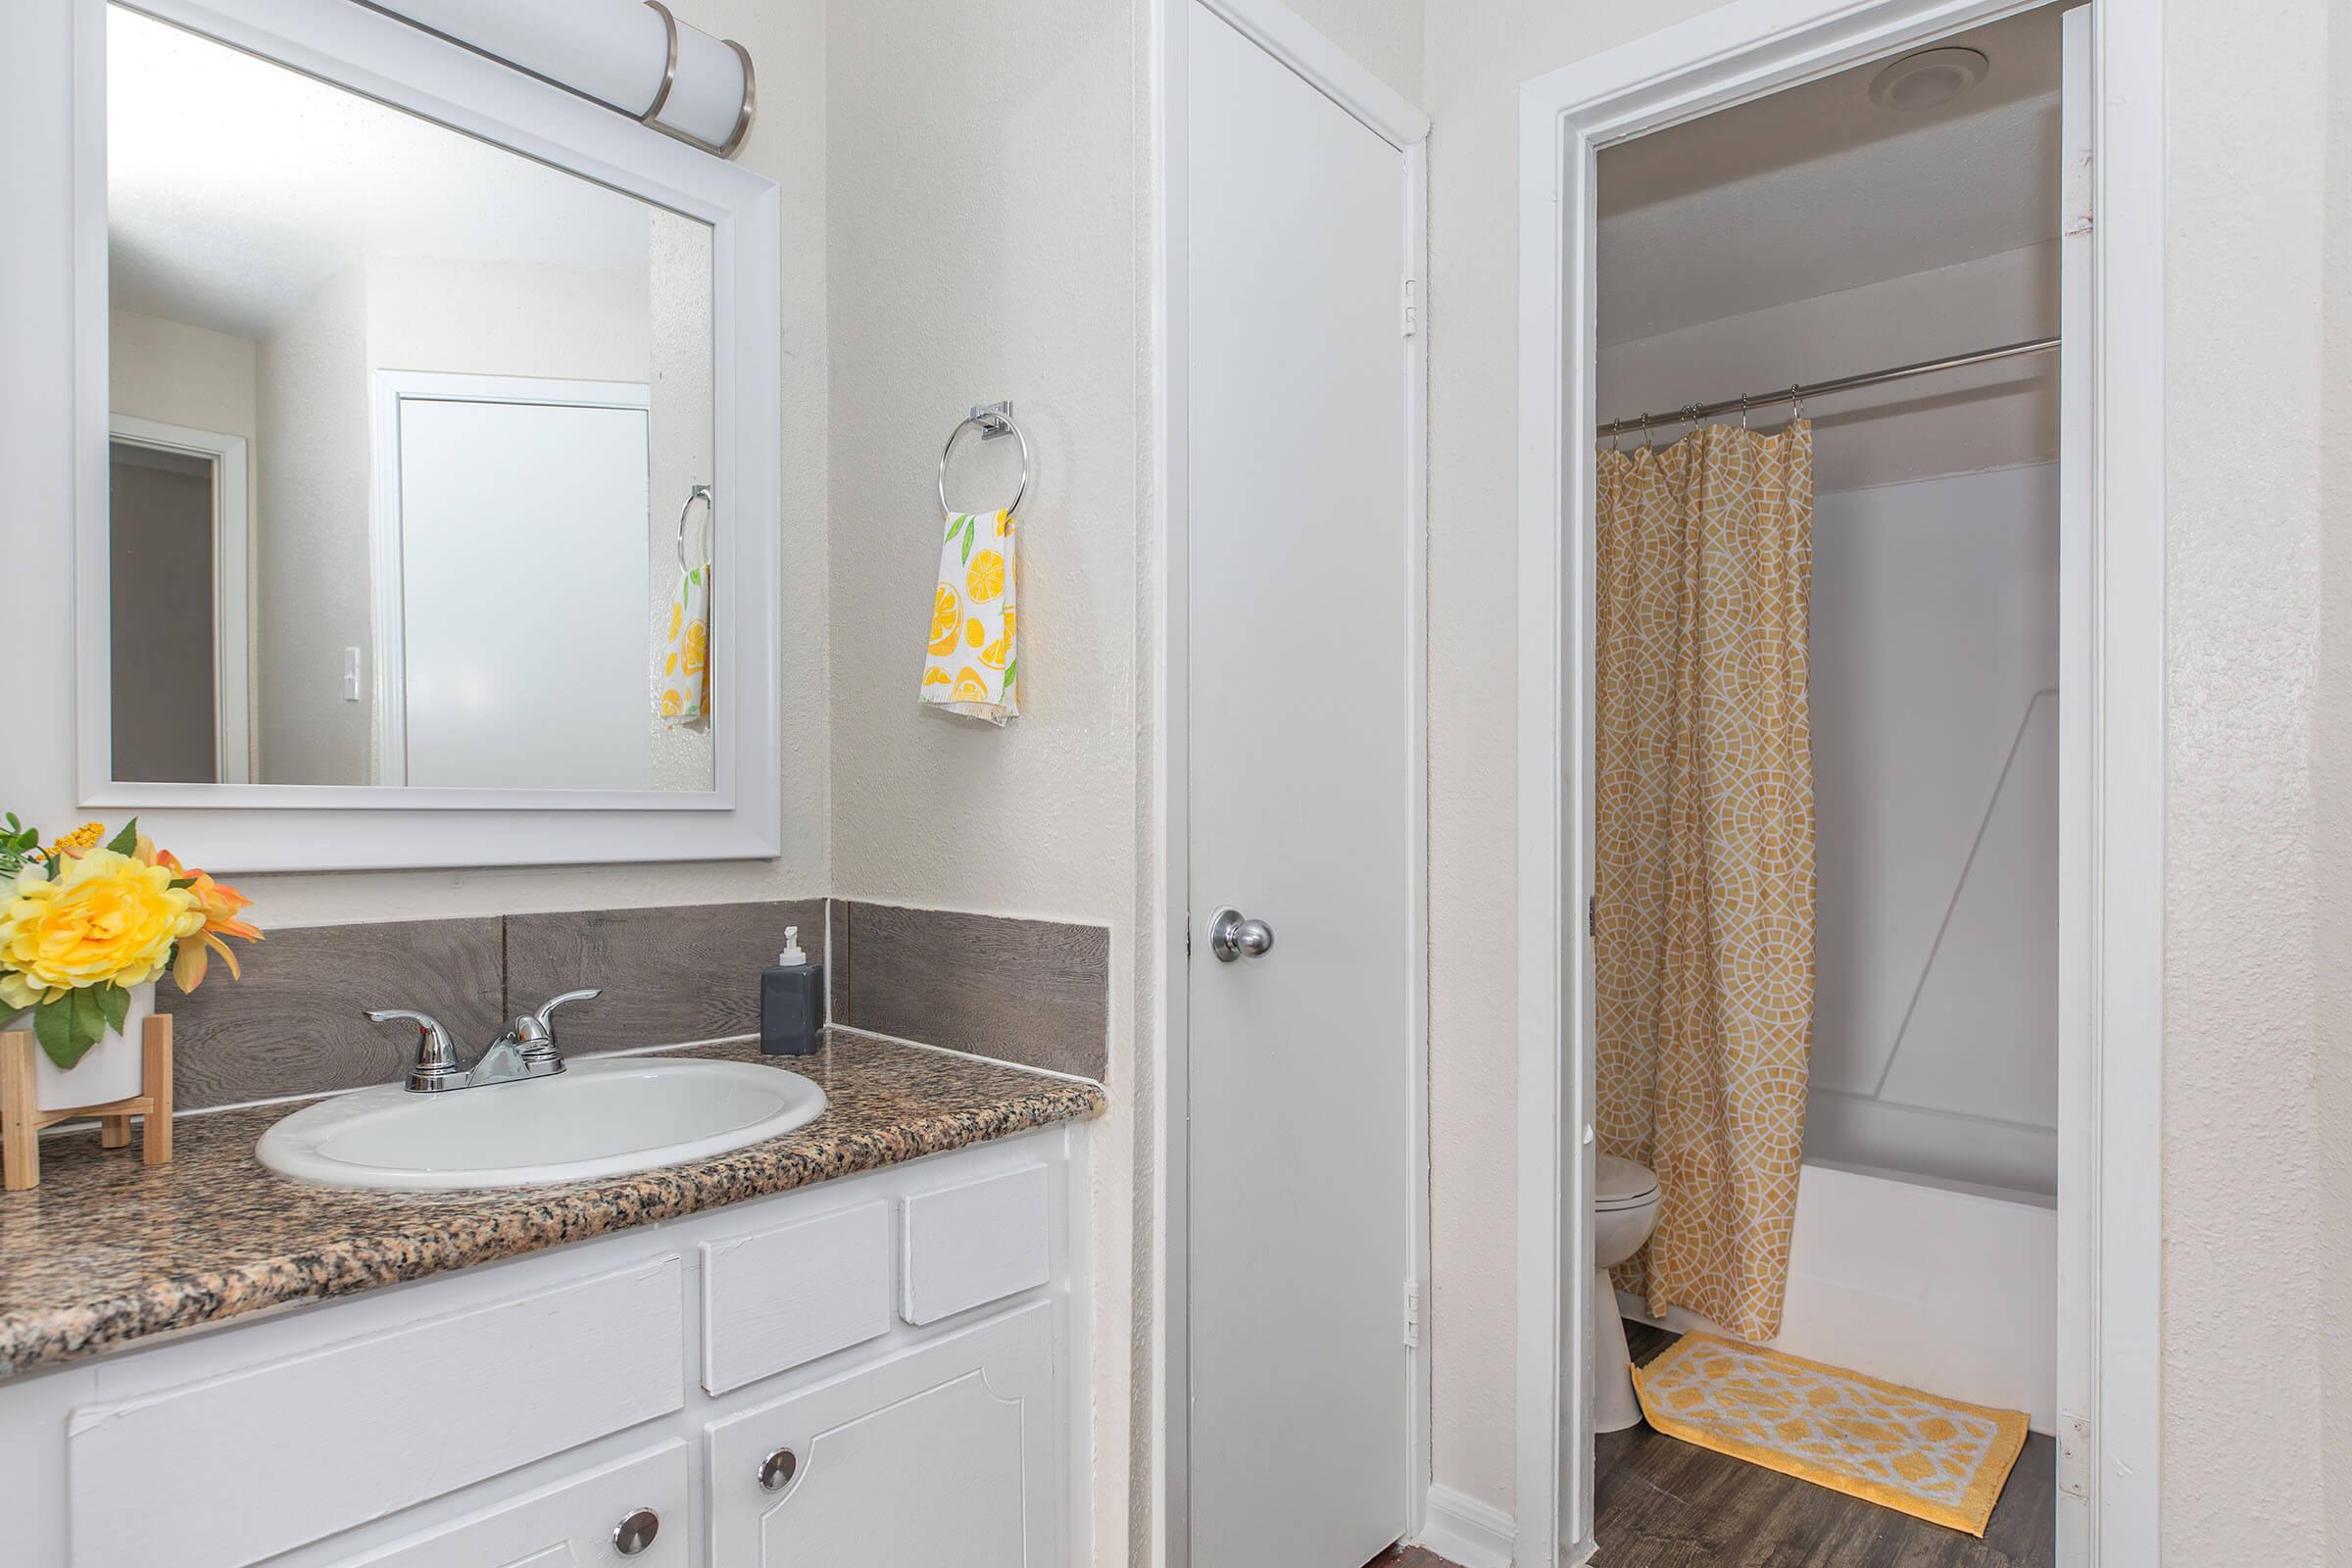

33,983,157,1111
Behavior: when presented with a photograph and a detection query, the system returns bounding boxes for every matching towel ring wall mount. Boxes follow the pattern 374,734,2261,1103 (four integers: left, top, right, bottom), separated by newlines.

938,401,1030,519
675,483,714,572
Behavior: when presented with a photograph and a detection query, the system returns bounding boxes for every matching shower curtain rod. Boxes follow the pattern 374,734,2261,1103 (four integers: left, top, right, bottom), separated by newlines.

1596,334,2060,439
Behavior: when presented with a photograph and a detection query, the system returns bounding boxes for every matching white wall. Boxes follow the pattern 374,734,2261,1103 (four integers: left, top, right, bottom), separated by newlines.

1,0,829,924
1423,0,2347,1553
823,5,1142,1560
1806,465,2058,1198
1597,242,2058,492
254,262,371,785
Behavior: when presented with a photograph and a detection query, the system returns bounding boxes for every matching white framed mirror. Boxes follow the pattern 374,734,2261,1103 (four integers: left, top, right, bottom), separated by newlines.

72,0,782,870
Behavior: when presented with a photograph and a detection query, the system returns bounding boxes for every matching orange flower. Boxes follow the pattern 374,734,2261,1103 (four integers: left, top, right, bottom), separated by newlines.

153,849,262,992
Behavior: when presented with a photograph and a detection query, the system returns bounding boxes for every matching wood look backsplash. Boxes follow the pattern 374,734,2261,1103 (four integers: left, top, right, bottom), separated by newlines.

150,898,1104,1111
829,902,1109,1081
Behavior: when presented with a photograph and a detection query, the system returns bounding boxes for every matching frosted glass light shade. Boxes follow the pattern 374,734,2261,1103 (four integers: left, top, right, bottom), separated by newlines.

361,0,756,158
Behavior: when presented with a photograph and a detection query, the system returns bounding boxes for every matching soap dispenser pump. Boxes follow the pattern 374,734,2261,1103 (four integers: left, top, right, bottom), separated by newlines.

760,926,824,1057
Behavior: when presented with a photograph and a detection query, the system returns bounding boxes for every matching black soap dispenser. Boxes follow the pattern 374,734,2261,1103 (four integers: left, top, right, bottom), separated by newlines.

760,926,824,1056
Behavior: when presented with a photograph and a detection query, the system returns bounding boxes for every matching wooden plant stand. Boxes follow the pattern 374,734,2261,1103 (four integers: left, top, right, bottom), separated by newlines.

0,1015,173,1192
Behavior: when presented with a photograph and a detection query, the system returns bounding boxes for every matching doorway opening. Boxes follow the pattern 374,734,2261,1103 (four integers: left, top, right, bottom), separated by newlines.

1582,6,2068,1561
107,416,250,784
1515,0,2165,1564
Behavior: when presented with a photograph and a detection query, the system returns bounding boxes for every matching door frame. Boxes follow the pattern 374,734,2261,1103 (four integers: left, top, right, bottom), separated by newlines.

1152,1,1431,1562
1512,1,2165,1564
107,413,252,784
367,368,652,786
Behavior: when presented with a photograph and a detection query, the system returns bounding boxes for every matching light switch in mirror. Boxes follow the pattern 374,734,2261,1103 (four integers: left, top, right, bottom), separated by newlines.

105,4,716,792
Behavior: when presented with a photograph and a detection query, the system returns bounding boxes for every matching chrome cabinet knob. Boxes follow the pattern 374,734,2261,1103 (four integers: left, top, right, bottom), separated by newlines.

612,1506,660,1555
760,1446,798,1492
1208,907,1275,963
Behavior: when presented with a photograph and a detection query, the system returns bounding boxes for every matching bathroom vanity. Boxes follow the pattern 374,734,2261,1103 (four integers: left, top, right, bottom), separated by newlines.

0,1036,1100,1567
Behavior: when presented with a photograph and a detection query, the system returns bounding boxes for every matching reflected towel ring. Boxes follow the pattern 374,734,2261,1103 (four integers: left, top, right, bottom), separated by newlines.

676,484,713,572
939,401,1031,519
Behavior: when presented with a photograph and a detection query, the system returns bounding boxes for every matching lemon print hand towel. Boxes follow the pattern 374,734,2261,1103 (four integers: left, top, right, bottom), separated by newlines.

658,564,710,724
920,510,1018,725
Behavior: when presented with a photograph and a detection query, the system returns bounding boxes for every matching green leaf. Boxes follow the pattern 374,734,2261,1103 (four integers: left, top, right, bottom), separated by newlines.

97,982,130,1035
957,515,976,565
33,991,108,1072
104,817,140,856
1002,657,1017,691
168,877,196,890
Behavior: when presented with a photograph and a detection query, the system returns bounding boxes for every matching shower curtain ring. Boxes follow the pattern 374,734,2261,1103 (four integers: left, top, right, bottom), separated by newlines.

1641,413,1654,450
1789,383,1805,420
1739,394,1749,429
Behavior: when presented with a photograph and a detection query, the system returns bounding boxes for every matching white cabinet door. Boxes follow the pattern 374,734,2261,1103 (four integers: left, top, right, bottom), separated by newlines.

327,1442,688,1567
707,1299,1062,1568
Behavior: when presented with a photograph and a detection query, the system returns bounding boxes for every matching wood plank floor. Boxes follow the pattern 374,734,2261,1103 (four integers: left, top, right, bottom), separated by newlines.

1369,1322,2055,1568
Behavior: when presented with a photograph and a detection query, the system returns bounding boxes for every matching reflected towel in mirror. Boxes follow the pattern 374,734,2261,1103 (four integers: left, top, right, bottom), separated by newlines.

658,564,710,724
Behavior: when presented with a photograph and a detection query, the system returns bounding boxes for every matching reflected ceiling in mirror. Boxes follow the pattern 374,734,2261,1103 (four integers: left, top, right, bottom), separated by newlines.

106,4,716,792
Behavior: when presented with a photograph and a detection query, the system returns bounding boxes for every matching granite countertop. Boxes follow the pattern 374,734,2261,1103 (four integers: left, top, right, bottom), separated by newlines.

0,1031,1103,1380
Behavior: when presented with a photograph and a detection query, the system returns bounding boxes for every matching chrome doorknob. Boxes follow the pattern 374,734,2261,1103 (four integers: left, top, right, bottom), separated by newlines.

1209,907,1275,963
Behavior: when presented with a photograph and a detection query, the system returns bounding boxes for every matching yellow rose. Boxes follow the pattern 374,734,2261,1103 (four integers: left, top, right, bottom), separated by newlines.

0,849,202,1012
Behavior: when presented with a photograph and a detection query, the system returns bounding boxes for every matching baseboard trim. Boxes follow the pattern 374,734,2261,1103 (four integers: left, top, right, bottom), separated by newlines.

1416,1483,1516,1568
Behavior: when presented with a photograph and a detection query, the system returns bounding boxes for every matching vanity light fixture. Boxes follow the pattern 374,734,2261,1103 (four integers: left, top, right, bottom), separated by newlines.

357,0,757,159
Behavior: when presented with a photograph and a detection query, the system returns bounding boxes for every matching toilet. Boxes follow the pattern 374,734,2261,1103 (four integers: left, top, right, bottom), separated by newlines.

1593,1153,1662,1433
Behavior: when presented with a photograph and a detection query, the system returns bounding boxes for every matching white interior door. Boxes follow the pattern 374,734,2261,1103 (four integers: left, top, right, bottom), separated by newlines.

1184,7,1420,1564
384,384,652,790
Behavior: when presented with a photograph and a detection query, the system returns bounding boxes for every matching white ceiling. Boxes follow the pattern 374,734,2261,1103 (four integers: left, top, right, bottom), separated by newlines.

108,7,666,342
1596,6,2067,345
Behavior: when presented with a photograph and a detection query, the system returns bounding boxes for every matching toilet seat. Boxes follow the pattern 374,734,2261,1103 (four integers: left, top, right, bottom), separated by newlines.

1595,1153,1659,1211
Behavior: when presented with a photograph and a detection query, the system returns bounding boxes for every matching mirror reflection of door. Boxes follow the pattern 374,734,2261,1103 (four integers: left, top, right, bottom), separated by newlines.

373,375,654,791
107,418,251,784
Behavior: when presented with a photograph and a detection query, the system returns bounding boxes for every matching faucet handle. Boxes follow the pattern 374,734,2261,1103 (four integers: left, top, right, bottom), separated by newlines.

530,988,603,1032
364,1007,460,1091
512,988,602,1060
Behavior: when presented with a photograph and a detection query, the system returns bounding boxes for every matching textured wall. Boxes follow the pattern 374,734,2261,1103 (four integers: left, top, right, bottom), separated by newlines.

2320,1,2352,1556
1281,0,1424,103
2159,0,2332,1559
823,6,1142,1561
1420,0,1720,1510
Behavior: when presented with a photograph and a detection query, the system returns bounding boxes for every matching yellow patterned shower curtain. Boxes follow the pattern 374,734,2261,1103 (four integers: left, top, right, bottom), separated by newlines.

1594,419,1816,1343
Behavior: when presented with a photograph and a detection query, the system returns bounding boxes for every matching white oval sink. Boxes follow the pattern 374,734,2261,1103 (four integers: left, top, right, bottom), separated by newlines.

256,1056,826,1192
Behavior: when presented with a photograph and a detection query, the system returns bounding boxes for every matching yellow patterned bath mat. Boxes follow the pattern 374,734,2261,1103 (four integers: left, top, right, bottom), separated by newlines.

1633,1334,2030,1537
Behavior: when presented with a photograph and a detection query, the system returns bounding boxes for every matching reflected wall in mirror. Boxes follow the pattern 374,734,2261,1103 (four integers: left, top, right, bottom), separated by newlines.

106,4,716,792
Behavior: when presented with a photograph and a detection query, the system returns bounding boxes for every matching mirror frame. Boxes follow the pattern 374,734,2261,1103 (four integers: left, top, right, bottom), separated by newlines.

73,0,783,871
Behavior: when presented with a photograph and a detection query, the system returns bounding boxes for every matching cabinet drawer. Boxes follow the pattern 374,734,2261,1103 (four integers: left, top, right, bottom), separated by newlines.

330,1441,690,1567
701,1200,892,1395
68,1256,683,1568
901,1161,1052,1325
706,1299,1062,1567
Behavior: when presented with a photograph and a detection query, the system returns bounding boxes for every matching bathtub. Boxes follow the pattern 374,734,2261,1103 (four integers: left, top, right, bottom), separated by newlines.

1617,1157,2057,1433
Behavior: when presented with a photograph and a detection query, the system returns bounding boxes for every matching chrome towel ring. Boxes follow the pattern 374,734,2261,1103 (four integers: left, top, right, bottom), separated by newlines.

938,401,1030,519
676,484,713,572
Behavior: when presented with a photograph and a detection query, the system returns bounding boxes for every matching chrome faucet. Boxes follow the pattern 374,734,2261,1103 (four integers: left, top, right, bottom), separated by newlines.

364,989,603,1094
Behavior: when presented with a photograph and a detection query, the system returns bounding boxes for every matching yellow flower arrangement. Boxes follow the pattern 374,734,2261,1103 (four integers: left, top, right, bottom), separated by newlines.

0,814,260,1071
